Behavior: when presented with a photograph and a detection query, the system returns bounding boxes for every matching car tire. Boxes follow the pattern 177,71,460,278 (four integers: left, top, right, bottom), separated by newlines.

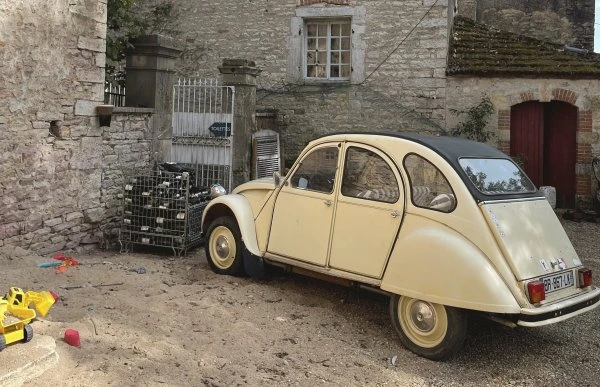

205,216,245,276
23,324,33,343
390,295,467,361
0,335,5,352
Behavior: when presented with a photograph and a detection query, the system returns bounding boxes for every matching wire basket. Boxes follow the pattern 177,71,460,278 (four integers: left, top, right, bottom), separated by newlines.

118,166,210,255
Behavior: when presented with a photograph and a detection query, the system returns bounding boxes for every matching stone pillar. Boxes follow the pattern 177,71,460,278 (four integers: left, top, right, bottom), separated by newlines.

457,0,477,20
125,35,182,163
218,59,262,188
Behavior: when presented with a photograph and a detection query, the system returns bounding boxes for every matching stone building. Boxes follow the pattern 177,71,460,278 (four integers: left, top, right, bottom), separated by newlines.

173,0,452,161
1,0,599,253
446,16,600,208
167,0,600,207
0,1,155,254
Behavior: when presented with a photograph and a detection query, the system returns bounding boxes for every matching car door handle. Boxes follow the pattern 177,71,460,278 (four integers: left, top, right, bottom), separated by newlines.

324,200,332,207
390,211,400,218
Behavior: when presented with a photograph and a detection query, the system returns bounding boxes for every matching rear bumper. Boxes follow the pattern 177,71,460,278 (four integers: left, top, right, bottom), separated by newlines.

516,287,600,327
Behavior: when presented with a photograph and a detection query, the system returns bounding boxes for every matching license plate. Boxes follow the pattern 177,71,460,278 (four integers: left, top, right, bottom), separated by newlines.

540,271,575,294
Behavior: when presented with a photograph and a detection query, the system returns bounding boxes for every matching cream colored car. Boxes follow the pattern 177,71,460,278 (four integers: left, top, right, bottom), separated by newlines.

201,133,599,360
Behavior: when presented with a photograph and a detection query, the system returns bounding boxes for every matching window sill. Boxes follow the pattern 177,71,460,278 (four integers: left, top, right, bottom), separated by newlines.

301,79,351,85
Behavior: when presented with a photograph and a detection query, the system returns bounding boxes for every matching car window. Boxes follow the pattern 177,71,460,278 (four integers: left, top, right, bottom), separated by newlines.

404,154,456,213
290,146,339,193
459,158,536,195
341,147,399,203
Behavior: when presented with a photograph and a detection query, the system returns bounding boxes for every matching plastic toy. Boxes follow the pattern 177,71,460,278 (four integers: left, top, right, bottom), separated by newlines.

0,287,56,351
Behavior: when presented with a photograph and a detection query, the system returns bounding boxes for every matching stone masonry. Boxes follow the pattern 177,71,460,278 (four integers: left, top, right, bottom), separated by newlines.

171,0,451,164
0,0,106,253
0,1,154,253
99,108,154,245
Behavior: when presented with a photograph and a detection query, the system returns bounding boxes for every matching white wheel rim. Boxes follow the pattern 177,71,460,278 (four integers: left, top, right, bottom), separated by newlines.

209,226,237,269
397,297,448,348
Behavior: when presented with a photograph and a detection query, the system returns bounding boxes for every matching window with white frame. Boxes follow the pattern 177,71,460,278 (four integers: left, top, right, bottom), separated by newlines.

304,19,351,80
288,6,364,84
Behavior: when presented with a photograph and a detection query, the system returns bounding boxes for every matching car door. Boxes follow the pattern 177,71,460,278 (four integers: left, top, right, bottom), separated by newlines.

328,144,404,278
267,143,341,266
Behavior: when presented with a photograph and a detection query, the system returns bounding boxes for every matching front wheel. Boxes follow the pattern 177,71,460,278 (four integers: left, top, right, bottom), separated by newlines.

23,324,33,343
205,216,245,276
390,295,467,360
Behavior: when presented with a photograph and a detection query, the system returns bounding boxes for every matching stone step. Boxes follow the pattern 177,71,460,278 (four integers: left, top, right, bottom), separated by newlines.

0,335,58,387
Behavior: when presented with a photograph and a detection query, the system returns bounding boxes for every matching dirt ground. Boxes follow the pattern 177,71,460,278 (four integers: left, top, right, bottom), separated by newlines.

1,219,600,387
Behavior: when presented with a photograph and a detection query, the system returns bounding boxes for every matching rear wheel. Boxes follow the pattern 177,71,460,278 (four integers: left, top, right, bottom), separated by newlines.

205,216,245,276
0,335,5,351
390,295,467,360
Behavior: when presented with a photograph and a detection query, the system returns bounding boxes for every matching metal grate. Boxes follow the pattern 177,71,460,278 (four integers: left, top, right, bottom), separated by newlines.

104,82,126,107
118,167,211,256
172,78,235,192
252,130,281,179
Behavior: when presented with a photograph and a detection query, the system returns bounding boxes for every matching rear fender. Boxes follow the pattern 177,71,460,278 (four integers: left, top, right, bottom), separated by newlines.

201,194,261,256
381,221,520,314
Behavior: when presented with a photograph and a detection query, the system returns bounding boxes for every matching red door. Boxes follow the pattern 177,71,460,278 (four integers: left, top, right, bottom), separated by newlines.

510,102,544,186
544,101,577,208
510,101,577,208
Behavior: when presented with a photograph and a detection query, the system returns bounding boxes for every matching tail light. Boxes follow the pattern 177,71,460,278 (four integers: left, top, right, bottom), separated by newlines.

527,281,545,304
578,268,593,288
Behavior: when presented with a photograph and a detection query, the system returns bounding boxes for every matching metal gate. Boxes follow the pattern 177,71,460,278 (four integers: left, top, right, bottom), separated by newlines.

172,78,235,192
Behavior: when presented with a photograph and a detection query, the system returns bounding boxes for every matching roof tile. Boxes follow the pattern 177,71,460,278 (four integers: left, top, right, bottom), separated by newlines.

448,16,600,77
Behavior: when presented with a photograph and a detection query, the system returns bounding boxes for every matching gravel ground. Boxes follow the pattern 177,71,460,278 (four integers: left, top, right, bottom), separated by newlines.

1,219,599,386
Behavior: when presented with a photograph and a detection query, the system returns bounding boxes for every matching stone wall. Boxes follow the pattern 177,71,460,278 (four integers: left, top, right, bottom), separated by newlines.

171,0,450,164
447,77,600,206
0,0,106,253
99,109,154,246
457,0,595,50
0,1,156,254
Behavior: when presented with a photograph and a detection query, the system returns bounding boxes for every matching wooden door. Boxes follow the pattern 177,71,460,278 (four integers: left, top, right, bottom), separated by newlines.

511,100,578,208
544,101,577,208
510,101,544,186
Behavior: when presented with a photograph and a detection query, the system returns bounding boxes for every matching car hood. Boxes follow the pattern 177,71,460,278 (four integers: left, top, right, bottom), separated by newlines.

480,199,581,281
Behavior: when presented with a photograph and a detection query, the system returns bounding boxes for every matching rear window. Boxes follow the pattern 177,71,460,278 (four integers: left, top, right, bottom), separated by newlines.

459,158,536,195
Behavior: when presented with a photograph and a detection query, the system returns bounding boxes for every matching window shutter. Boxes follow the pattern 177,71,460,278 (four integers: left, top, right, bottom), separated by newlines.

252,130,282,179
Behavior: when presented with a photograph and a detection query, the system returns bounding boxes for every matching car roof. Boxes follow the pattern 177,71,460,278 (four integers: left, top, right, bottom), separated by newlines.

314,132,543,202
316,131,506,160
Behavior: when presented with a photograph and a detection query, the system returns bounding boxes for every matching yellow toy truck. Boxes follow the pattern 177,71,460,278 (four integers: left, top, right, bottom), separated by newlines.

0,287,56,351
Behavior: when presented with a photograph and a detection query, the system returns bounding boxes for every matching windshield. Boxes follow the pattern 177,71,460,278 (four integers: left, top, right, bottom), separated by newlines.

459,158,537,195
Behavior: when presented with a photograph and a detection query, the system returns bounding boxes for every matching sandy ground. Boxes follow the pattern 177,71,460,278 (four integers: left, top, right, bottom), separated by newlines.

1,219,599,386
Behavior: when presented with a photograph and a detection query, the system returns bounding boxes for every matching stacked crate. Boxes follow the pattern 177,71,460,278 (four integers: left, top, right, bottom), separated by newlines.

119,167,211,255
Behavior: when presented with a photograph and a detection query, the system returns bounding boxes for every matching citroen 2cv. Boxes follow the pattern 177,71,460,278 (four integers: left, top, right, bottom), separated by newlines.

201,133,600,360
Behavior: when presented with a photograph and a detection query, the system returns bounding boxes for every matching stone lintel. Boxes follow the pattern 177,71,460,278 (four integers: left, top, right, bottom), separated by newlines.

113,107,155,115
219,59,262,86
219,59,261,75
219,72,261,87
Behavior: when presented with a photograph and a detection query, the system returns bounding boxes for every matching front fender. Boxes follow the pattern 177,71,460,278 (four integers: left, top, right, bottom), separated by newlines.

201,194,261,256
381,216,520,314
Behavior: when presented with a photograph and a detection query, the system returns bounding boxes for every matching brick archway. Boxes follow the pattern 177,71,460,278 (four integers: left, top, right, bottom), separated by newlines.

498,88,593,207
